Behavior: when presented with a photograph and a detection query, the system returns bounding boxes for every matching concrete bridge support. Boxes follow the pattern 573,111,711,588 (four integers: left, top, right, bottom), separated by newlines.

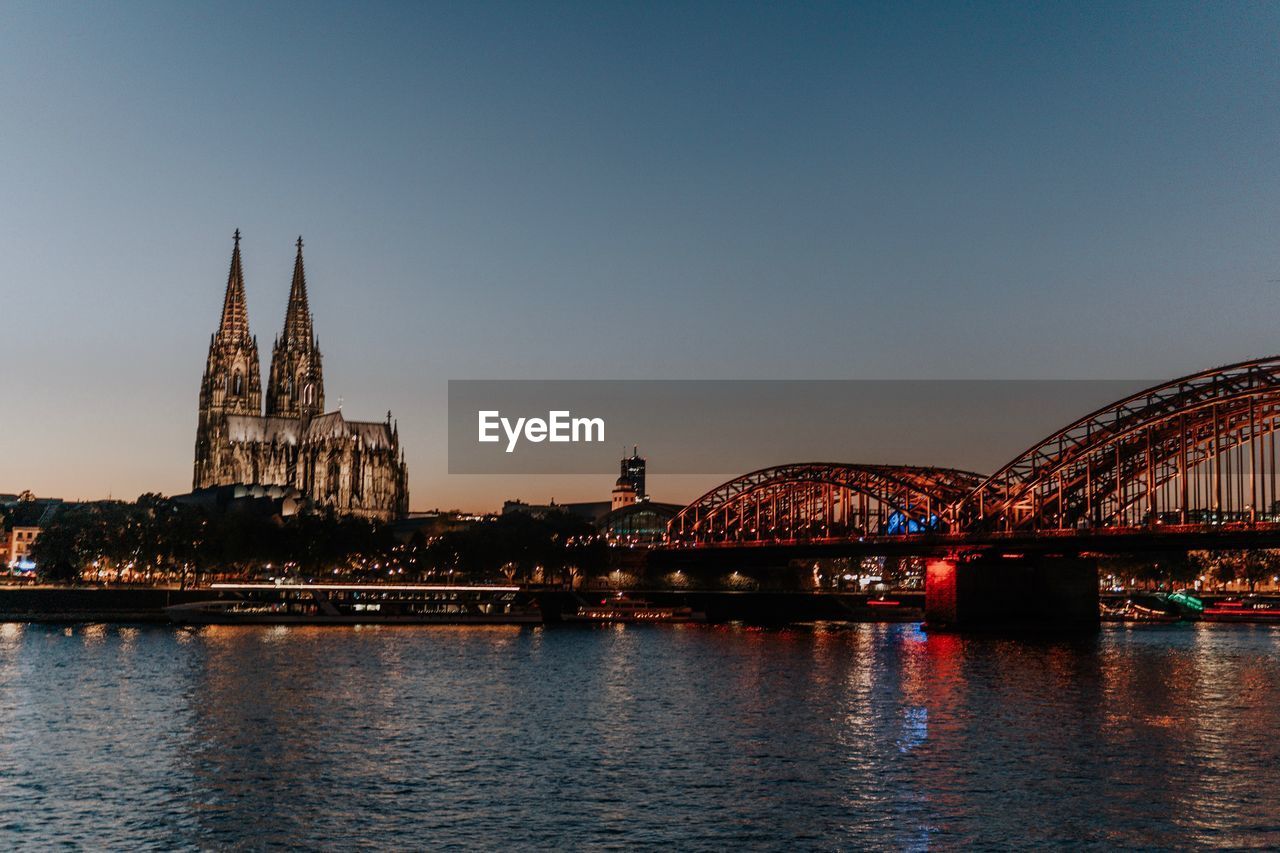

925,554,1099,632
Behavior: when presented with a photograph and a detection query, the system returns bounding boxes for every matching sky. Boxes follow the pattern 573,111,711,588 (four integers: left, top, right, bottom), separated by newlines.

2,1,1280,511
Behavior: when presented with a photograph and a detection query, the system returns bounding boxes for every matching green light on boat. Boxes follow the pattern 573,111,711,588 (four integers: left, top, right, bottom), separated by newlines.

1168,591,1204,612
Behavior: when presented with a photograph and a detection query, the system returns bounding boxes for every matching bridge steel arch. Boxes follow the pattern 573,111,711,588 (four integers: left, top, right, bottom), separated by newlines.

668,463,984,545
960,356,1280,532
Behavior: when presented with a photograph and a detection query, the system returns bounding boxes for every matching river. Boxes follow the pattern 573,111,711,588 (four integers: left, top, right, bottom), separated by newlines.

1,622,1278,849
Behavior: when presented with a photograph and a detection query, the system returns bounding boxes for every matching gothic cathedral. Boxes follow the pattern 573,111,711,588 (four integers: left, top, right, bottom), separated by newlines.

194,232,409,521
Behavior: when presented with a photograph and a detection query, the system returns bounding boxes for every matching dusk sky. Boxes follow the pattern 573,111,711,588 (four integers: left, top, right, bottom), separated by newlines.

3,1,1280,510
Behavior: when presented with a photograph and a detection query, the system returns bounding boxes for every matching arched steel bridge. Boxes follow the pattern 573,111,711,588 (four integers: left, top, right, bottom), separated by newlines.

669,463,983,544
667,356,1280,547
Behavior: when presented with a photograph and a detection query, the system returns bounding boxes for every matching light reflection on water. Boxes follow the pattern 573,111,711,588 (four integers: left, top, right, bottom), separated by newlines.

1,623,1278,849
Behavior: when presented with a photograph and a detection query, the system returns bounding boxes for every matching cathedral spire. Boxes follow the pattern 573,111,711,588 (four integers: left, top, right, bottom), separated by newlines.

217,229,251,342
282,235,314,346
196,230,264,487
266,235,324,418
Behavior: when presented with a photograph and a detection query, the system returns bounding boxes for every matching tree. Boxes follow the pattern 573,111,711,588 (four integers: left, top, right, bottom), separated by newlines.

1238,550,1280,592
27,495,498,586
1192,550,1263,591
425,511,605,584
28,514,81,581
1097,552,1198,590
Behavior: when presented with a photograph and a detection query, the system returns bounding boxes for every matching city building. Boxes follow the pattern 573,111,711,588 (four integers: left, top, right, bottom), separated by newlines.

598,501,682,545
193,233,409,522
621,447,646,498
392,510,496,546
2,493,63,574
611,447,647,510
172,483,305,518
501,499,612,524
504,448,668,535
610,477,638,510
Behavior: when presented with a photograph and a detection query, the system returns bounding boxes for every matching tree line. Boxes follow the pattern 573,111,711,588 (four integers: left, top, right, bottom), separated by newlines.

1099,550,1280,592
18,494,1277,591
25,495,606,586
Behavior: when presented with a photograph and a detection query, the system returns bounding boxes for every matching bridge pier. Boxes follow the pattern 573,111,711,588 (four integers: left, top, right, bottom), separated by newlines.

924,554,1099,632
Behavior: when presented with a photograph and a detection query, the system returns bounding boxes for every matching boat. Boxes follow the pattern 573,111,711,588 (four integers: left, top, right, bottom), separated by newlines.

1100,598,1183,623
1167,590,1204,616
562,594,705,624
165,582,542,625
1201,597,1280,623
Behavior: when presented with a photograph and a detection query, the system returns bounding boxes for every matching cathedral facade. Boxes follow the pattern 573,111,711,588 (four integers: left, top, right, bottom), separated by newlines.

194,232,409,522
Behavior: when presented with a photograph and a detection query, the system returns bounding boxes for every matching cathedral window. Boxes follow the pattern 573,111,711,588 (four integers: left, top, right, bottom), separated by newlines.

233,371,244,396
304,383,315,406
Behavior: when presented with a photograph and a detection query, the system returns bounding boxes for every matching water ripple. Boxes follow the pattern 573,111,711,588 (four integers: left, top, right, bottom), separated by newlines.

0,623,1278,849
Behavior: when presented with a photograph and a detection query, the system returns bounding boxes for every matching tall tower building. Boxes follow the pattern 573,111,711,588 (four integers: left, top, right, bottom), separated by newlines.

194,231,262,486
266,237,325,418
612,447,647,510
621,446,646,500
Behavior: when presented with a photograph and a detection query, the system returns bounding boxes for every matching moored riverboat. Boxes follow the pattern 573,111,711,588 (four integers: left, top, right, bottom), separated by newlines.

562,594,705,624
1100,598,1183,623
1201,597,1280,623
165,583,542,625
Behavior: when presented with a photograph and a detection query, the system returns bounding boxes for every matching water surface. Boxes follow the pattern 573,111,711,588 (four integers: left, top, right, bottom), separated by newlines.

1,622,1278,849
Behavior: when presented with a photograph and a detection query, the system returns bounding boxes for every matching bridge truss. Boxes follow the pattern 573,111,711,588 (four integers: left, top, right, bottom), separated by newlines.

958,356,1280,532
666,356,1280,546
667,463,984,544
